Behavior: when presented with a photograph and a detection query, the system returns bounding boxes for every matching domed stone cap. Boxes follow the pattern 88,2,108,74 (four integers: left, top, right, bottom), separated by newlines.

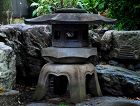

25,8,116,25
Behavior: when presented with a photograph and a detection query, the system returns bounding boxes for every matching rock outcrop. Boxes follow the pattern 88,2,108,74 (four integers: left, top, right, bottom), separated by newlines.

96,65,140,97
0,24,51,84
102,30,140,58
0,24,140,98
101,30,140,69
0,42,16,89
102,31,140,49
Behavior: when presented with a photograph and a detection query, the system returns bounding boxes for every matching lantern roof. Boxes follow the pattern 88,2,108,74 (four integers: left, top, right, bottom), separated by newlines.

25,8,116,25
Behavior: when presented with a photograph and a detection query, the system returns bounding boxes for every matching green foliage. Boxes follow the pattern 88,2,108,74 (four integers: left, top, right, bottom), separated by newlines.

78,0,140,30
76,0,96,13
93,0,140,30
58,102,68,106
27,0,39,4
0,0,12,24
31,0,80,16
30,0,100,16
29,0,140,30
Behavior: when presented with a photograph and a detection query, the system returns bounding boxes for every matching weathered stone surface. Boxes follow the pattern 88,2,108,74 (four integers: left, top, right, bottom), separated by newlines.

0,24,51,83
102,31,140,47
26,97,140,106
26,103,56,106
96,65,140,97
100,30,140,69
76,96,140,106
102,30,140,57
89,29,113,61
0,42,16,89
21,24,51,80
34,63,102,103
42,47,97,63
89,30,102,48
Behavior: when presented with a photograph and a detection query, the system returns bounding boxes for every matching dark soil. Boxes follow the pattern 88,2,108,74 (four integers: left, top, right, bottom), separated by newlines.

13,84,140,106
13,84,75,106
13,84,36,105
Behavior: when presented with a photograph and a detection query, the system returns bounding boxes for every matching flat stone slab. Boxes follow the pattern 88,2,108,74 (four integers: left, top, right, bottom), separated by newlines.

76,96,140,106
42,47,97,58
26,97,140,106
0,90,19,96
26,103,57,106
42,47,97,63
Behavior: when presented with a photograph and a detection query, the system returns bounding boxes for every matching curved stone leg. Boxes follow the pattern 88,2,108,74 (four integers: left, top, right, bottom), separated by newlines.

33,63,102,103
92,71,102,96
33,64,49,100
33,84,47,100
69,67,86,103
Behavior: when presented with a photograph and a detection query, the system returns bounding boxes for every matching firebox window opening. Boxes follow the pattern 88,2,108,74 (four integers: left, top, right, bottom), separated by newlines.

82,31,88,40
86,74,96,96
48,74,69,96
66,31,78,40
54,31,61,40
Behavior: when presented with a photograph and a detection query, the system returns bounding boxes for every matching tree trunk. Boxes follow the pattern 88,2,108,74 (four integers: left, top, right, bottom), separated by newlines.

60,0,64,8
0,0,12,24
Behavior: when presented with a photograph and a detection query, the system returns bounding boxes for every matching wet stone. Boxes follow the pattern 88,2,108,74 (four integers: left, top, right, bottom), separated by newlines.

26,103,57,106
96,65,140,97
76,96,140,106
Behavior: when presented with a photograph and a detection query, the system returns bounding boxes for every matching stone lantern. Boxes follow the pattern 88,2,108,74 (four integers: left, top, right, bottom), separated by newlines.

25,8,116,103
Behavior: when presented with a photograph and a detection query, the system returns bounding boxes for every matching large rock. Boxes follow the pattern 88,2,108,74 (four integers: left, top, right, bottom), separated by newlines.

101,30,140,69
102,30,140,56
20,24,51,81
96,65,140,97
0,42,16,89
0,24,51,83
102,30,140,47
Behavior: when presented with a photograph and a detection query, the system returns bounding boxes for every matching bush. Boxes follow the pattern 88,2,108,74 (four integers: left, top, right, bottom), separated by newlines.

29,0,140,30
93,0,140,30
30,0,80,16
27,0,39,4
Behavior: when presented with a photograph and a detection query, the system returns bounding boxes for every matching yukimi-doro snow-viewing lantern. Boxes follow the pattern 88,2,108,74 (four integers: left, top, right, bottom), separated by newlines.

25,8,116,103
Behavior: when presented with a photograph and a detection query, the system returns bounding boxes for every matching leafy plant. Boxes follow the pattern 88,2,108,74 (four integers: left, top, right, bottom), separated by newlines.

29,0,140,30
58,102,68,106
31,0,81,16
77,0,97,13
27,0,39,4
93,0,140,30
